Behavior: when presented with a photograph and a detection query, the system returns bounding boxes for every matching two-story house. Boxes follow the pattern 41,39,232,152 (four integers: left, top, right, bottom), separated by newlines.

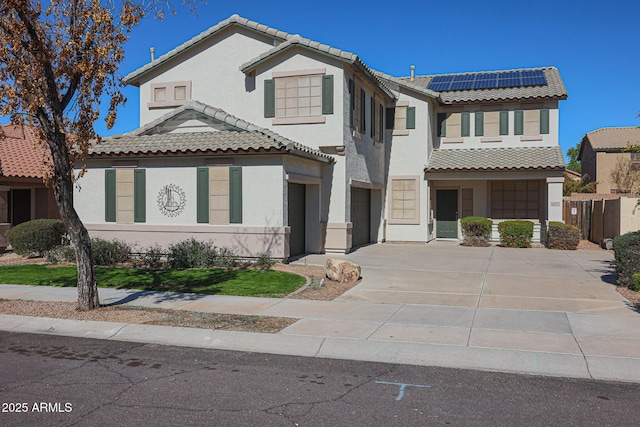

73,14,567,258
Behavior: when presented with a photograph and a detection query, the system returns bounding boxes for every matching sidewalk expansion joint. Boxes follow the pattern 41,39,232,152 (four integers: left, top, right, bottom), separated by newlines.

364,303,404,340
568,313,594,379
467,245,495,346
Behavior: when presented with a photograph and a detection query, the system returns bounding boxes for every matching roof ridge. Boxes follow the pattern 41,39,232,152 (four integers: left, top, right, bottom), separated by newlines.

124,14,319,85
399,66,557,80
588,126,640,134
104,101,333,162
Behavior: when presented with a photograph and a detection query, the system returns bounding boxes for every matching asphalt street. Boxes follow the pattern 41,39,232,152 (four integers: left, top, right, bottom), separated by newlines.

1,332,639,426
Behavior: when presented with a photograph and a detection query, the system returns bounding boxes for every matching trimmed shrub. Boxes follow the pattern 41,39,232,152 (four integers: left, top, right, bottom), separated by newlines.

91,237,132,266
546,221,580,250
460,216,492,247
167,238,217,269
45,245,76,264
254,251,275,271
141,244,165,269
217,246,239,269
613,231,640,287
498,220,534,248
631,274,640,292
5,219,66,256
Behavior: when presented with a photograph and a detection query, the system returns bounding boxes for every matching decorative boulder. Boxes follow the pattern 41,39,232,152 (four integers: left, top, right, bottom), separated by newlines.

324,258,361,284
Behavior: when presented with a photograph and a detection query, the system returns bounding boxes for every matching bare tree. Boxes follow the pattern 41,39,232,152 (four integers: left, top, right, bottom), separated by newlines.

610,157,640,195
0,1,198,310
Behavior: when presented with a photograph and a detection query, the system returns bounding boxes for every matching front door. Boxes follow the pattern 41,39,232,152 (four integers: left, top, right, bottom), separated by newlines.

351,187,371,247
436,189,458,238
11,189,31,226
288,183,306,257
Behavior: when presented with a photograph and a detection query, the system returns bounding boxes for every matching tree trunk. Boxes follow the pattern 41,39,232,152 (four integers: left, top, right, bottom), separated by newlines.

48,132,99,311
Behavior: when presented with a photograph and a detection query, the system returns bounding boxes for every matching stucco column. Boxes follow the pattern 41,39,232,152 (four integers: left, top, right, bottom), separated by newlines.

0,185,10,252
546,177,564,222
0,185,8,223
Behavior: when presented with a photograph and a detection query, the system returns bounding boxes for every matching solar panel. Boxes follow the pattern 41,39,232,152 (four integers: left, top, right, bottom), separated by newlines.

473,73,498,89
426,70,547,92
497,72,522,88
428,75,454,91
449,73,476,91
521,70,546,86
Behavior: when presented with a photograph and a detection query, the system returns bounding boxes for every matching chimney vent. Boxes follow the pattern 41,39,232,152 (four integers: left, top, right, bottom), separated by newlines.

150,47,155,62
410,65,415,81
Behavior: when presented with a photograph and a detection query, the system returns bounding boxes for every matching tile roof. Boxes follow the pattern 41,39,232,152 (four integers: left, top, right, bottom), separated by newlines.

91,101,334,163
125,15,394,100
426,146,566,173
372,70,439,99
124,14,290,85
395,67,567,104
582,127,640,151
0,124,51,179
240,36,395,100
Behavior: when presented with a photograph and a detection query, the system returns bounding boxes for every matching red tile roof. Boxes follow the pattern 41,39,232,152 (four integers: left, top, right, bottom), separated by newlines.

0,124,51,179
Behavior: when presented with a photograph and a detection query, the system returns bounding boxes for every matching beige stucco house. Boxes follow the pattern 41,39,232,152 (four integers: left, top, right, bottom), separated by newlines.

73,14,567,258
579,127,640,194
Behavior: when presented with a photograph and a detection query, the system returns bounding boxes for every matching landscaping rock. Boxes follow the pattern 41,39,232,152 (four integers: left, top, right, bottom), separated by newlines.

324,259,361,284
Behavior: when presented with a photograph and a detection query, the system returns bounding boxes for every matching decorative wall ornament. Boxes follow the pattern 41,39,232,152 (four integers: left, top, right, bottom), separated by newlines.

157,184,186,217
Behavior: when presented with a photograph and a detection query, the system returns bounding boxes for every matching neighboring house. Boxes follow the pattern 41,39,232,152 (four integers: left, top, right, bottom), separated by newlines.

74,14,567,258
579,127,640,194
0,124,60,251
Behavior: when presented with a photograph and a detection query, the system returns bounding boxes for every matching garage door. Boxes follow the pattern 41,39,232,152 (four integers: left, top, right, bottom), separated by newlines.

288,183,306,257
350,187,371,248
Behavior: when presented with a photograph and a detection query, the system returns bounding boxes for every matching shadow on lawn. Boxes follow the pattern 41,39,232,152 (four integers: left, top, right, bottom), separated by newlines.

96,268,237,294
98,268,240,307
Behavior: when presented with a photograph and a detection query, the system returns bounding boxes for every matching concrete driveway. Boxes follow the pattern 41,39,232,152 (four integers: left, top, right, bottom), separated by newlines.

292,242,640,381
299,242,627,312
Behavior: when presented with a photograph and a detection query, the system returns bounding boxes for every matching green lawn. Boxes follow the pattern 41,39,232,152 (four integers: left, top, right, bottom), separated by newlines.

0,265,306,297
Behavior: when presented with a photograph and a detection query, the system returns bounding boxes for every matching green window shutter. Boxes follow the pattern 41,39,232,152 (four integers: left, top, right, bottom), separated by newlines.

379,104,384,141
349,79,355,127
406,106,416,130
321,75,334,115
229,166,242,224
134,169,146,223
499,110,509,135
461,112,470,137
196,167,209,223
370,97,375,137
360,88,366,133
514,109,524,135
540,108,550,134
475,112,484,136
264,79,275,118
105,169,116,222
437,113,446,137
385,107,395,129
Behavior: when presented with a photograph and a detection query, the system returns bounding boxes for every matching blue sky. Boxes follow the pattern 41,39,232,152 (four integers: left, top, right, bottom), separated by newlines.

98,0,639,159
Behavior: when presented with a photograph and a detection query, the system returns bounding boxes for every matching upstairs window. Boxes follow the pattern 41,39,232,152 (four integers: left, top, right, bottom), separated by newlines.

264,70,333,123
276,75,322,118
515,108,549,136
388,105,415,134
148,81,191,108
475,111,509,137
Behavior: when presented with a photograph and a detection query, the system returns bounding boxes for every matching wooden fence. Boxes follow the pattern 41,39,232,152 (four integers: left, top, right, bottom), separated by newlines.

563,200,591,240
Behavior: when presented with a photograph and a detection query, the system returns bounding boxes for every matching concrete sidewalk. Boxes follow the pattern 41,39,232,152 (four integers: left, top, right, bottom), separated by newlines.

1,242,640,383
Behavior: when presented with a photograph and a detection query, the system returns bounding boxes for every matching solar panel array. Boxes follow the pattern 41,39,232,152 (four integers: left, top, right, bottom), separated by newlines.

427,70,546,92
